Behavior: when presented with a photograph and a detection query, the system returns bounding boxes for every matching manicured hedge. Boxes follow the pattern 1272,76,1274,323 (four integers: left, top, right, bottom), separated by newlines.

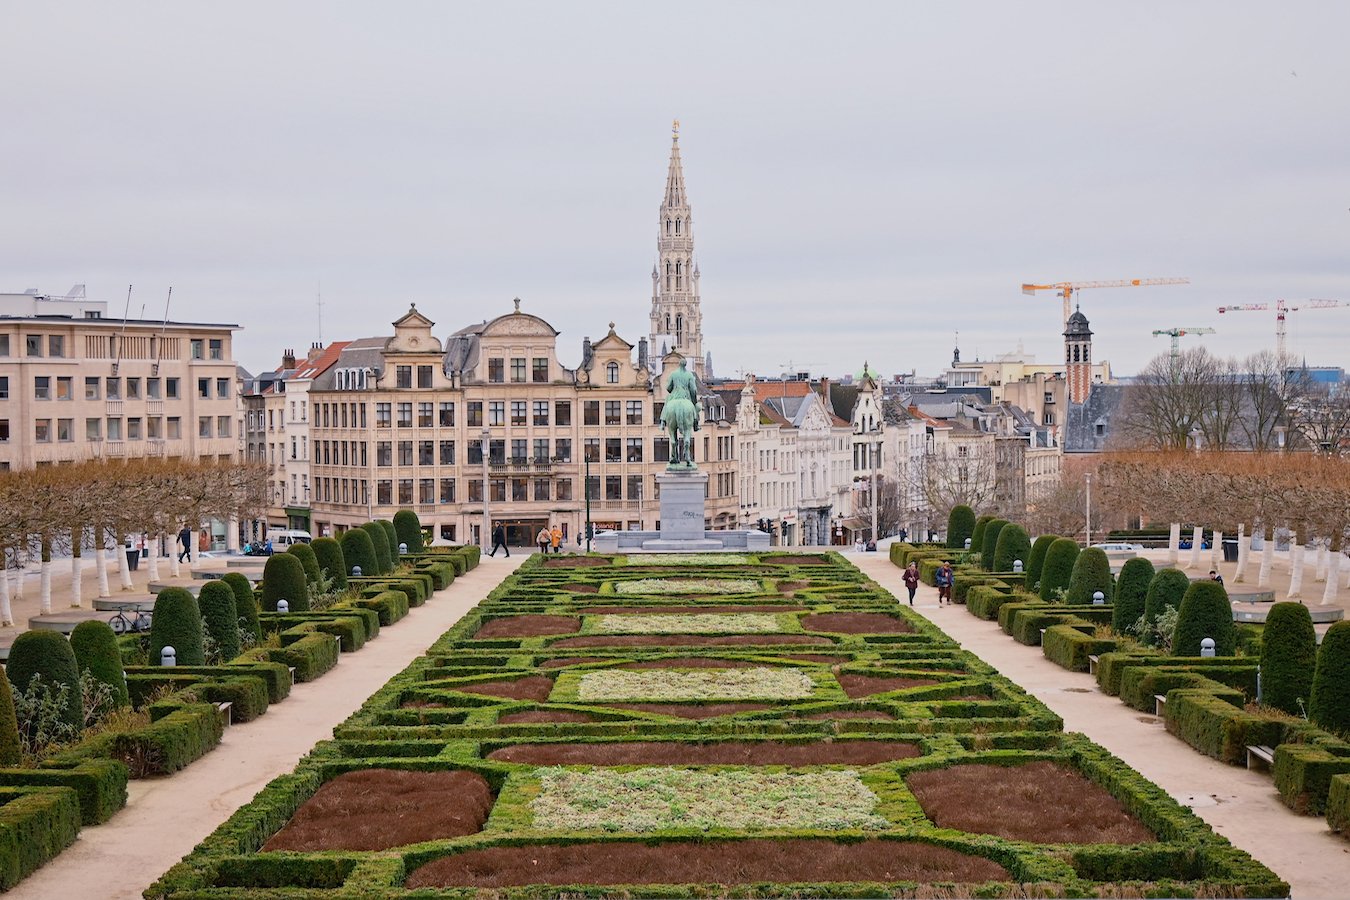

1143,568,1190,631
310,537,347,590
376,519,400,564
946,505,975,549
1043,623,1117,672
351,590,410,626
0,677,18,767
70,620,129,708
261,553,310,613
1328,773,1350,838
340,528,378,579
199,581,242,663
1039,538,1080,601
0,759,127,826
267,631,340,683
981,519,1009,571
362,523,392,574
394,509,425,553
150,588,206,667
7,630,84,730
967,584,1016,620
992,523,1031,574
1309,620,1350,734
1172,581,1235,657
1275,741,1350,815
287,542,322,586
1163,688,1284,765
1025,534,1057,590
970,515,993,557
1112,557,1154,635
0,786,81,890
1260,602,1316,716
1065,547,1113,604
220,572,262,640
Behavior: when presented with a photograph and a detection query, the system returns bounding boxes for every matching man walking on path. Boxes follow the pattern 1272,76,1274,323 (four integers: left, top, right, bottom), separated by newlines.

536,526,551,556
935,561,954,606
902,561,920,605
489,523,509,557
177,526,193,564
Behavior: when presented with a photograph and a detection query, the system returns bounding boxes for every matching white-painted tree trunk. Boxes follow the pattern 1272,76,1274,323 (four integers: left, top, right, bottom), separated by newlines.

1188,526,1204,569
147,534,161,582
169,532,182,577
0,565,12,626
227,517,239,553
1211,531,1224,571
70,554,82,608
1167,523,1180,566
1321,552,1343,605
95,542,110,598
1258,527,1274,588
116,539,133,591
1234,524,1250,582
39,559,52,615
1316,542,1329,582
1288,540,1305,600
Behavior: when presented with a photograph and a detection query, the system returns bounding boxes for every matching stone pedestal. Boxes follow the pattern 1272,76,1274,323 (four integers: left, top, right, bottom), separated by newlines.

657,470,708,540
590,468,770,553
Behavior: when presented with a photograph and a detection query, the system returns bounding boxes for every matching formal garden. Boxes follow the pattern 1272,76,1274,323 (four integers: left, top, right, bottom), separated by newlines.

147,550,1285,898
0,506,480,890
890,501,1350,838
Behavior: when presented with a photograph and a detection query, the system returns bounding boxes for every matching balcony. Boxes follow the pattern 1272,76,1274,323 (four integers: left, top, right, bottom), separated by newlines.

104,440,126,457
487,456,564,474
591,499,644,511
106,399,123,416
147,399,165,415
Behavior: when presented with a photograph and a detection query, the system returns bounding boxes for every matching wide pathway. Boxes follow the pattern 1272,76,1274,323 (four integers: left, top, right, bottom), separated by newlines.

13,551,524,900
853,553,1349,900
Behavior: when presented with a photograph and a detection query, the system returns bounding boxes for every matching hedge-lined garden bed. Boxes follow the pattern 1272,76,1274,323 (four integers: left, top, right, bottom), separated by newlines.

149,551,1285,898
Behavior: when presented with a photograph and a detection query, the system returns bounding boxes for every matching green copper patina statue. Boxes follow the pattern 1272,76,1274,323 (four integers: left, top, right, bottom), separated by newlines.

661,358,701,470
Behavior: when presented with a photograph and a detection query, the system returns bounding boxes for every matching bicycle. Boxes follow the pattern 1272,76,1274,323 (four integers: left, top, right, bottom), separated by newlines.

109,604,153,635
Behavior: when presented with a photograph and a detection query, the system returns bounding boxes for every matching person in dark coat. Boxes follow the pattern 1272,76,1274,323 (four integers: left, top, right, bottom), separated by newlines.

489,523,509,557
177,526,192,563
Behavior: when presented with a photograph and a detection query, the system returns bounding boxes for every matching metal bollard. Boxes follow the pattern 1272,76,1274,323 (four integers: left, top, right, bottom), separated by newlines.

1013,559,1024,573
277,599,289,613
399,542,408,555
963,538,971,550
1200,637,1216,658
352,565,362,577
1092,591,1105,605
161,646,176,667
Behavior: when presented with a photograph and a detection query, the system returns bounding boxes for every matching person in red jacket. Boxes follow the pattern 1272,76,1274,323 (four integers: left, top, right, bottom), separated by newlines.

902,562,920,606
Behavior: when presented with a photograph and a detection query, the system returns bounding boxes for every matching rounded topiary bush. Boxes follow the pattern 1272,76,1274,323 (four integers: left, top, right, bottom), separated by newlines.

1112,557,1155,634
69,620,128,708
149,587,205,667
1065,547,1114,604
1261,601,1317,715
261,552,310,613
198,581,242,662
981,519,1009,571
287,542,322,586
1026,534,1058,589
970,516,994,557
341,528,379,579
310,537,347,590
361,522,392,575
946,505,975,549
376,519,400,564
1143,568,1191,626
1039,538,1080,602
993,523,1031,573
221,572,261,640
394,509,425,553
6,630,84,729
0,674,19,766
1172,580,1235,657
1309,620,1350,733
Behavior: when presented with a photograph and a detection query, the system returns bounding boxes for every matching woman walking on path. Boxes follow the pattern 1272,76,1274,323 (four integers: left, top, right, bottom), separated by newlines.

902,561,920,605
934,561,954,606
550,525,562,554
536,527,551,556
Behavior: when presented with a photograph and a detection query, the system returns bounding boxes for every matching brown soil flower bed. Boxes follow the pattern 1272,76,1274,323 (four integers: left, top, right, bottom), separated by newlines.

838,674,938,698
597,702,772,718
796,709,897,721
457,676,555,702
802,612,914,634
541,556,611,567
777,580,810,593
762,554,831,565
497,710,597,724
552,634,830,648
618,657,754,669
487,739,919,765
405,838,1009,889
537,656,608,669
264,769,492,852
906,760,1156,844
582,605,805,614
565,583,600,593
780,653,851,663
474,615,580,638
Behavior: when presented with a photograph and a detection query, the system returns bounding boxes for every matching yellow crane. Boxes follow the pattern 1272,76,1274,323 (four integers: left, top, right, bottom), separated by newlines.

1151,326,1215,364
1216,299,1350,357
1022,278,1190,328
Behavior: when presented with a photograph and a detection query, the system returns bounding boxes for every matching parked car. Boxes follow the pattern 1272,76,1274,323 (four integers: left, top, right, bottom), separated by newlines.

1091,542,1145,552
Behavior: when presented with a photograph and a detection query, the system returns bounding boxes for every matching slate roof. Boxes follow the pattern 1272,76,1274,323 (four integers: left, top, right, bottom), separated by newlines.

1063,384,1128,452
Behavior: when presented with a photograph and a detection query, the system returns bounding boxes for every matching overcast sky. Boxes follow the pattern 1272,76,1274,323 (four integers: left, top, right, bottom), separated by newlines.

4,2,1348,381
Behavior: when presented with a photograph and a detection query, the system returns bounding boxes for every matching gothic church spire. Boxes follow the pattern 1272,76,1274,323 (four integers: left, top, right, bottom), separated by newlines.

649,120,705,378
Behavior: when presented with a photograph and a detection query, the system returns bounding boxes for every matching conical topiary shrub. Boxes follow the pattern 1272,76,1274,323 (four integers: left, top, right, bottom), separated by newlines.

1143,568,1190,630
361,523,392,575
1026,534,1058,590
261,553,310,613
340,528,379,579
6,630,84,730
287,542,322,587
1309,620,1350,733
970,516,994,558
1112,557,1155,634
1172,580,1235,657
376,519,400,564
1039,538,1080,601
310,537,347,590
1261,602,1317,715
150,587,206,667
981,520,1009,571
221,572,261,641
394,509,425,553
946,505,975,549
1066,547,1114,604
198,581,241,662
0,674,19,766
993,523,1031,573
69,620,128,708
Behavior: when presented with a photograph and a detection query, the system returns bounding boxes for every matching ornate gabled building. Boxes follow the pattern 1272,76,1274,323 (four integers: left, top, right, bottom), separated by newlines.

648,121,706,379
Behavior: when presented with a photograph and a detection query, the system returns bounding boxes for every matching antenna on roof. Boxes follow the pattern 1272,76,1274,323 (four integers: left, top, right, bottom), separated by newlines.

317,279,324,343
154,287,172,375
114,285,132,375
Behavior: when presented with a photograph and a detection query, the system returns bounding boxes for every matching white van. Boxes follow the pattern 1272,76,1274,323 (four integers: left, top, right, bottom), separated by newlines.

266,529,313,548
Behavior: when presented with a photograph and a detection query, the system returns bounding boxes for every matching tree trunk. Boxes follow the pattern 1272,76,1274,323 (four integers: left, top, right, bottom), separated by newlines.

39,536,53,615
169,530,181,578
1211,530,1224,571
1288,536,1304,600
147,532,161,581
1188,526,1203,570
116,532,133,591
1258,526,1274,588
1321,550,1342,605
1167,523,1180,566
1233,524,1250,583
0,560,12,626
1316,541,1329,582
95,531,110,598
227,516,240,552
69,526,83,609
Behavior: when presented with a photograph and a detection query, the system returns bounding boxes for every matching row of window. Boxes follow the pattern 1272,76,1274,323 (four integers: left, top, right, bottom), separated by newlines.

0,334,224,360
0,414,231,444
486,358,550,384
18,375,187,402
311,435,709,469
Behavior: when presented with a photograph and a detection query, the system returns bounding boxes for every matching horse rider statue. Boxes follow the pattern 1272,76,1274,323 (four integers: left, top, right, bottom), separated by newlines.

661,358,701,470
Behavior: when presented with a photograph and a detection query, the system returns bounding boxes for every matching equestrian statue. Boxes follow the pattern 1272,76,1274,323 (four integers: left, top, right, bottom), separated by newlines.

661,358,701,470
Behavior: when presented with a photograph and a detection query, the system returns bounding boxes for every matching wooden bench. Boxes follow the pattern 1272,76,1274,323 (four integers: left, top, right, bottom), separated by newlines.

288,666,297,687
1154,694,1167,716
1246,744,1275,772
1088,654,1100,675
216,701,233,728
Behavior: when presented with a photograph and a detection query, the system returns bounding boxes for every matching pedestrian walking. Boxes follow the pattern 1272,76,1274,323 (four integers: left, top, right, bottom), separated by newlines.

935,561,954,606
489,523,509,557
177,525,192,563
550,524,562,554
536,526,551,556
902,561,920,605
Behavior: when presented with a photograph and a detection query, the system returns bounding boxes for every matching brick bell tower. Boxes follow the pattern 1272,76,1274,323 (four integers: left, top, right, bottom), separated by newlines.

1064,306,1094,403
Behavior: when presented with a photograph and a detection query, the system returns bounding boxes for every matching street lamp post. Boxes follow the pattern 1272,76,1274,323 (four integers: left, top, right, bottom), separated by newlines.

584,451,593,553
870,428,881,545
481,426,491,554
1084,472,1092,547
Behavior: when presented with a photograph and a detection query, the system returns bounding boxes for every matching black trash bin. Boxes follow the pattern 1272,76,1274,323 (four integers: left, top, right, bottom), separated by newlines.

1222,539,1239,563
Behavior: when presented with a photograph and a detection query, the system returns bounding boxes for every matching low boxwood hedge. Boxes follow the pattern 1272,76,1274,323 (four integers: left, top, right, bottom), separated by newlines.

0,786,81,890
1328,772,1350,837
267,632,340,683
352,590,410,626
1163,688,1285,765
1042,624,1117,672
0,759,127,826
1274,740,1350,815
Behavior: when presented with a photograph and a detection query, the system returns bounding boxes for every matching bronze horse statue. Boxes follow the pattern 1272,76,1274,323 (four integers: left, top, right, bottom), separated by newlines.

661,359,700,469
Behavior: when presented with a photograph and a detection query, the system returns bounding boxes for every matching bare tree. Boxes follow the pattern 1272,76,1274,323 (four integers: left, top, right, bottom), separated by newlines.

1114,348,1225,450
914,439,999,516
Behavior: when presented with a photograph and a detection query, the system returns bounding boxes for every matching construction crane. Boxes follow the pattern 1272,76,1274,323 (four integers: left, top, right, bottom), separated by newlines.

1216,299,1350,356
1022,278,1191,328
1152,326,1216,364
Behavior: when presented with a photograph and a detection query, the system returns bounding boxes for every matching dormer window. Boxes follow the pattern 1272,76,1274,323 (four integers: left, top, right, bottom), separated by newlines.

606,361,619,384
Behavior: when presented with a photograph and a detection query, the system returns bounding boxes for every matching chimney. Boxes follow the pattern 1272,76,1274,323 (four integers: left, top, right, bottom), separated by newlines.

282,348,296,370
819,376,832,407
637,337,648,370
307,342,324,361
581,337,593,368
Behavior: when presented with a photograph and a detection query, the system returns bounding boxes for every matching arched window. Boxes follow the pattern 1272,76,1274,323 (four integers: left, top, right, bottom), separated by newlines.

606,361,619,384
675,218,681,234
666,219,672,234
1072,346,1080,363
676,313,684,343
665,260,672,291
665,314,672,333
675,261,682,290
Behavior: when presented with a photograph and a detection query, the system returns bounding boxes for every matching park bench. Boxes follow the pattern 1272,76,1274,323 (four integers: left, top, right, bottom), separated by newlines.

1088,654,1100,675
216,701,233,728
1154,694,1167,716
1246,744,1275,772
